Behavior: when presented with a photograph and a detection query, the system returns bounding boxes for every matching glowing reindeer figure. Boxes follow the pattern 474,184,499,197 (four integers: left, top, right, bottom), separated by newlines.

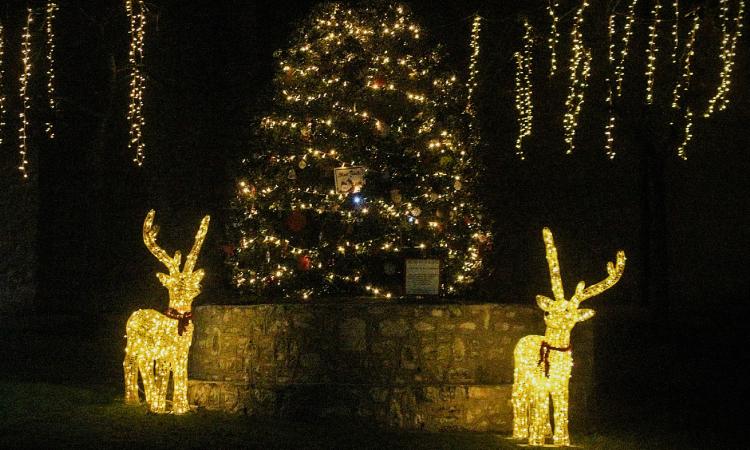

512,228,625,446
124,209,210,414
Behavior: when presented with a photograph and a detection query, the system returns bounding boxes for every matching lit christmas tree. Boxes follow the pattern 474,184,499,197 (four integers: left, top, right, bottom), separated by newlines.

228,2,491,300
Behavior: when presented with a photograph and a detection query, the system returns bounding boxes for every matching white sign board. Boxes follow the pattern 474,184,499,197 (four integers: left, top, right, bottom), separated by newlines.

334,166,365,194
405,258,440,296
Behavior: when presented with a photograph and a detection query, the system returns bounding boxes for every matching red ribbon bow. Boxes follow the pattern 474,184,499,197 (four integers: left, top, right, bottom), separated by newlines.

164,308,193,336
538,341,572,377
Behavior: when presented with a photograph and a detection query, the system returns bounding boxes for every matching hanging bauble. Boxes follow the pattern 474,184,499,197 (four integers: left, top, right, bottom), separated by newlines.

411,207,421,217
372,76,385,89
286,210,307,232
301,124,312,142
453,179,462,190
439,155,453,167
298,159,307,169
265,250,271,263
435,207,446,218
429,191,439,201
297,254,312,271
288,169,297,180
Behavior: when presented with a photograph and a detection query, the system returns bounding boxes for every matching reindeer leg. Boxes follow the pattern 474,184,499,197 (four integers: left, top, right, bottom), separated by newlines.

172,354,190,414
123,351,140,404
154,359,170,413
552,384,571,446
138,357,157,411
529,387,548,446
511,369,530,439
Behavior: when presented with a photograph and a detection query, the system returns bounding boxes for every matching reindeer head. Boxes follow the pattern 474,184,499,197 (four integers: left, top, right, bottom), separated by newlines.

537,228,626,334
143,209,210,311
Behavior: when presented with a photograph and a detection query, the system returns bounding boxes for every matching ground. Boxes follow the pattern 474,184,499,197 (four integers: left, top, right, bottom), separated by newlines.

0,313,739,449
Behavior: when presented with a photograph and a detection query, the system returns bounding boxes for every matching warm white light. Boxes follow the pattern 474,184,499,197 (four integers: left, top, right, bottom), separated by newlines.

562,0,591,154
671,13,700,110
704,0,745,117
512,228,625,446
0,23,6,149
676,108,693,160
466,14,481,146
44,1,58,139
18,8,33,180
547,0,560,76
513,19,533,160
125,0,147,166
645,0,663,104
614,0,639,97
124,210,210,414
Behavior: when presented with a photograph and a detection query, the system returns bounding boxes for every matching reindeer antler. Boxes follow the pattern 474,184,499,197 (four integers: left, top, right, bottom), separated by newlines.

571,250,626,307
143,209,181,274
542,227,566,302
183,215,210,273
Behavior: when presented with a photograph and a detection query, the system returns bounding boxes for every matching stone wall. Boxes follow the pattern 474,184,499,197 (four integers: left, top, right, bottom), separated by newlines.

188,302,593,432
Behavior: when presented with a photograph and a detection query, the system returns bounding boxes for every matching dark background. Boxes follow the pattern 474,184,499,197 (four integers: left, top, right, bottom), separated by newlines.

0,0,747,433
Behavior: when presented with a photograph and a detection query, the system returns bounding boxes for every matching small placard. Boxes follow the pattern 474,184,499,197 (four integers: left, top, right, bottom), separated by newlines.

405,258,440,296
334,166,365,194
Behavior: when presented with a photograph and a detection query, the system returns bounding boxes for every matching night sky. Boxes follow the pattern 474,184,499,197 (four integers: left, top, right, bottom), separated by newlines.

0,0,747,320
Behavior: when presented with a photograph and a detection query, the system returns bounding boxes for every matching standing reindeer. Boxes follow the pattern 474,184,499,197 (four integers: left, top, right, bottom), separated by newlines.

124,209,210,414
512,228,625,446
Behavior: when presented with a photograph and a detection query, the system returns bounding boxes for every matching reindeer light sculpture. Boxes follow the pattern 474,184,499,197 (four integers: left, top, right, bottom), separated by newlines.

124,209,210,414
512,227,625,446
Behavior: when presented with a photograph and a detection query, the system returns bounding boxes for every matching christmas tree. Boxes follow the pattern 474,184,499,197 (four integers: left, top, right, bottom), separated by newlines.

228,2,491,300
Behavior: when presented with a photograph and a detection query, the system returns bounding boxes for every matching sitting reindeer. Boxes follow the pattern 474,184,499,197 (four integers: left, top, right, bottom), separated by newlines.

512,228,625,446
124,209,210,414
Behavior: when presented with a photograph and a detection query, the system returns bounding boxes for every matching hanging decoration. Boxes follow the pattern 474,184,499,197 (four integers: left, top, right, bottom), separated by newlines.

562,0,591,154
466,14,481,146
44,1,58,139
671,0,680,66
18,8,33,180
704,0,745,118
512,227,625,446
645,0,663,104
614,0,638,97
676,108,693,160
604,13,617,159
547,0,560,76
513,19,533,160
671,13,701,110
0,23,6,149
125,0,147,166
124,209,210,414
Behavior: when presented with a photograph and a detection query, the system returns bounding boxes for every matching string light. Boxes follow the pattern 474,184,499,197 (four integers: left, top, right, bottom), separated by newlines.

672,13,700,110
676,108,693,160
605,14,617,159
704,0,745,117
124,210,210,414
466,14,481,147
614,0,638,97
547,0,560,76
513,19,533,159
0,23,6,149
512,228,625,446
44,1,58,139
125,0,147,166
645,0,662,104
562,0,591,154
671,0,680,66
18,8,33,180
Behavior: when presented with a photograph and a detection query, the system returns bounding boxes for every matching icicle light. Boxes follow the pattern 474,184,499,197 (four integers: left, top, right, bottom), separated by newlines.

18,8,33,180
671,0,680,65
126,0,147,166
513,20,533,160
44,1,58,139
704,0,745,117
676,108,693,160
547,0,560,76
672,13,700,110
562,0,591,155
645,1,663,104
0,23,6,149
466,14,481,145
604,14,617,159
615,0,639,97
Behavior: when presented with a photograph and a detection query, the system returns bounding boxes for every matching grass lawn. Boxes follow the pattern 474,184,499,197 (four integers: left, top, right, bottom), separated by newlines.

0,314,737,449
